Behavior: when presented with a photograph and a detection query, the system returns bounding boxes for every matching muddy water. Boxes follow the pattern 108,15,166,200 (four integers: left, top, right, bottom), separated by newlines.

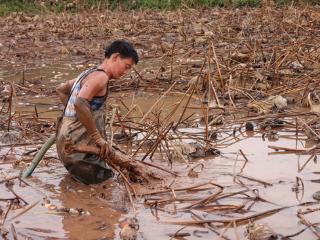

1,64,319,240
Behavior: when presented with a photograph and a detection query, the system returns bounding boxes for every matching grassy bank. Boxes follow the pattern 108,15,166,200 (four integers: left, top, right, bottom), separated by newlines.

0,0,319,16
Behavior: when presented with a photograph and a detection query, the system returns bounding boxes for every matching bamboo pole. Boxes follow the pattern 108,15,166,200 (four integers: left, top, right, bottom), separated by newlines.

21,134,56,178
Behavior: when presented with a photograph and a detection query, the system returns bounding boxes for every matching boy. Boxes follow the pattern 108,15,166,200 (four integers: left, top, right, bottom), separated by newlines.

56,40,139,184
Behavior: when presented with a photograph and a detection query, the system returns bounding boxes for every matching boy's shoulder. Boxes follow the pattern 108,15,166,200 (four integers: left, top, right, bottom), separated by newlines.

86,71,109,86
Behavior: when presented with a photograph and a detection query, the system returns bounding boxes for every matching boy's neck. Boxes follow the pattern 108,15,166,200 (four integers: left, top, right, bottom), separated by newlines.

98,60,113,79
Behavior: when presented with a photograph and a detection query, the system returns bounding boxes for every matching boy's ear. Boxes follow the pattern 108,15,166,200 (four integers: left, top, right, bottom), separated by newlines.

111,53,120,61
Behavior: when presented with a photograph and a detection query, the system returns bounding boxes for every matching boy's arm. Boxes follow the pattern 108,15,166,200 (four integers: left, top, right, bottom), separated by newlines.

56,79,76,106
75,75,105,134
74,76,112,157
74,97,97,134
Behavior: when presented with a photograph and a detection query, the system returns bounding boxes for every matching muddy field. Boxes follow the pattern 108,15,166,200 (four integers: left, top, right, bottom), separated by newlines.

1,5,320,240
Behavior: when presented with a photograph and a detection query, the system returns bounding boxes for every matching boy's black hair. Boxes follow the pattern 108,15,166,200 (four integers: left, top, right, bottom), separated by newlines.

105,40,139,64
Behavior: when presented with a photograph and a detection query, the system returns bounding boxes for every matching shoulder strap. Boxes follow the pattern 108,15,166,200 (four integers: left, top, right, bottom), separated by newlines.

96,68,107,74
95,68,110,94
62,66,98,116
70,66,98,93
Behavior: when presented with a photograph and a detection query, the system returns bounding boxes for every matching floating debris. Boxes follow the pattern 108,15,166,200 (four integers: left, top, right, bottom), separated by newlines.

0,131,22,144
312,191,320,201
245,222,288,240
189,146,220,159
245,122,255,131
42,198,91,216
119,217,139,240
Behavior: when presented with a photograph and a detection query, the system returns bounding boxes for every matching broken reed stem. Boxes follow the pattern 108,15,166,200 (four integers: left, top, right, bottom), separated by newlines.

124,178,136,213
219,222,233,238
118,97,130,111
214,189,249,202
211,43,224,91
208,44,221,107
202,102,209,146
0,102,6,115
285,226,313,239
115,108,127,134
138,160,179,177
227,75,237,109
132,66,143,84
298,155,316,172
295,117,298,147
161,85,195,127
167,140,189,163
10,224,18,240
170,42,176,82
237,173,273,187
109,160,137,208
1,200,12,225
210,79,221,107
148,133,167,161
204,51,210,145
0,176,19,184
7,83,14,132
300,76,312,103
34,104,39,118
132,128,156,157
297,212,320,238
297,117,320,139
295,176,305,202
228,86,255,101
8,201,40,222
141,122,173,161
181,187,224,210
109,108,117,146
7,187,28,205
139,81,177,123
142,182,222,196
239,149,249,172
232,150,240,183
233,221,240,240
22,67,25,86
190,211,231,240
113,104,139,133
169,226,187,240
167,204,294,227
174,58,206,130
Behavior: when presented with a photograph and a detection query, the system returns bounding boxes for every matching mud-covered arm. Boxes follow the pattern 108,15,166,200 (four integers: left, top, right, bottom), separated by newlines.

75,96,112,158
74,75,106,135
74,97,96,135
74,76,112,158
56,79,76,106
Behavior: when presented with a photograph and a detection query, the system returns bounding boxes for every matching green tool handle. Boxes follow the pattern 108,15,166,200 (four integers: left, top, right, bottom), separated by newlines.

21,134,56,178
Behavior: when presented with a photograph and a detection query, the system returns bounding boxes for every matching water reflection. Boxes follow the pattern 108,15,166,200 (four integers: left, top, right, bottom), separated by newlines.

58,175,124,240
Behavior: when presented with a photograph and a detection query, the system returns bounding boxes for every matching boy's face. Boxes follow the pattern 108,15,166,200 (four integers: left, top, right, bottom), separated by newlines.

111,54,134,79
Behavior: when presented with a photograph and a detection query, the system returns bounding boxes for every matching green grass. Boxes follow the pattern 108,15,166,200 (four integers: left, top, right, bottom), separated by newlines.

0,0,318,16
0,0,38,16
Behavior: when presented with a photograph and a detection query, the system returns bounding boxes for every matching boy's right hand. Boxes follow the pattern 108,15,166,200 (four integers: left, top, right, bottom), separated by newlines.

90,131,113,158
